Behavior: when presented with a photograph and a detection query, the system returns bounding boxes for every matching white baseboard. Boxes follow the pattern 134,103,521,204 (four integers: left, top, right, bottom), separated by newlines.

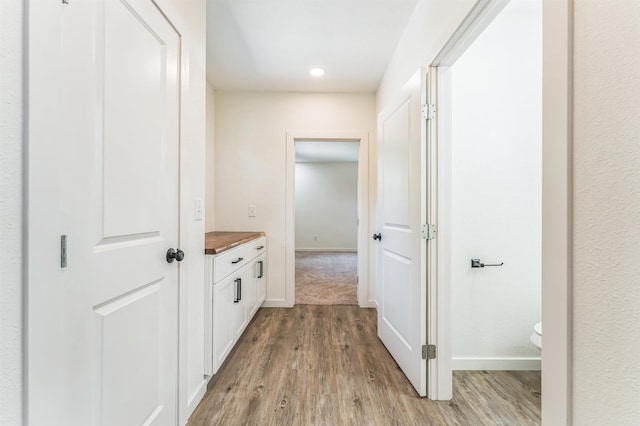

295,248,357,252
359,299,377,309
186,377,210,421
453,357,541,371
261,299,291,308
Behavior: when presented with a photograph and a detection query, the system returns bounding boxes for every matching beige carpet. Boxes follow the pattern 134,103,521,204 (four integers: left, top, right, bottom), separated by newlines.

295,251,358,305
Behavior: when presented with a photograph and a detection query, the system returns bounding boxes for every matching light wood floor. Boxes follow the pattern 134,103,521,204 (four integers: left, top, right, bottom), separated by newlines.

189,305,541,426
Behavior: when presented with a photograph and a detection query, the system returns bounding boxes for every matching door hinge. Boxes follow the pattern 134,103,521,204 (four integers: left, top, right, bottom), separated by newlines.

422,344,436,360
421,103,436,120
421,224,437,240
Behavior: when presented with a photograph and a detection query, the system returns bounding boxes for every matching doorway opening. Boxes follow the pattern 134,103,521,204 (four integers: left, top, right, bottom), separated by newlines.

285,132,370,308
448,0,542,372
294,141,359,305
427,0,543,408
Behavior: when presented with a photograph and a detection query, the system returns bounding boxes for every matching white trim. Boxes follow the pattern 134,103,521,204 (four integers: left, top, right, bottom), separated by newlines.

285,131,370,308
261,299,288,308
453,357,542,371
295,248,357,253
185,377,211,420
431,0,511,67
542,0,573,424
426,67,453,401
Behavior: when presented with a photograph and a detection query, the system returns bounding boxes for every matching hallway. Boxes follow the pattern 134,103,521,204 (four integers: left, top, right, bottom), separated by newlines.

188,305,541,425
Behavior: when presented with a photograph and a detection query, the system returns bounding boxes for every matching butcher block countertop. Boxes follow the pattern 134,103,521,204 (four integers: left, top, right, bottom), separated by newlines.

204,231,266,255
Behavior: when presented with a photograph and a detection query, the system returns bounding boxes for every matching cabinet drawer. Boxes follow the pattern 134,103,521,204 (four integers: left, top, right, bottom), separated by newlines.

212,237,267,283
245,237,267,258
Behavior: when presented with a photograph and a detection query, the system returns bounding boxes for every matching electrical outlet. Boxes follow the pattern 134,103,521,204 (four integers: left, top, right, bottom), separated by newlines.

248,205,256,217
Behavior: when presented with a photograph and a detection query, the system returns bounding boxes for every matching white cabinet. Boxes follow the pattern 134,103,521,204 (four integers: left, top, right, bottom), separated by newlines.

206,236,266,374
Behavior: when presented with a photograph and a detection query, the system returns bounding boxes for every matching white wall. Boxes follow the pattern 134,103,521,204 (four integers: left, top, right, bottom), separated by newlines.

450,1,542,370
573,1,640,423
0,0,23,423
205,82,216,232
214,92,376,306
295,162,358,251
376,0,476,111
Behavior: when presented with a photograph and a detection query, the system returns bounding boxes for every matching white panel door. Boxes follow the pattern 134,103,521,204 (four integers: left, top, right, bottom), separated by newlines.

28,0,181,424
376,70,428,396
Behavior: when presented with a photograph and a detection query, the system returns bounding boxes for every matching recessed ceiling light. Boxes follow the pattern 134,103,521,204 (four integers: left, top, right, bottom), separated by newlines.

310,68,325,77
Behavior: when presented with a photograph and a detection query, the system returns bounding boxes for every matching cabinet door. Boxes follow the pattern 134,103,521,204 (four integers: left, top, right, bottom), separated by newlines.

255,254,267,306
245,259,259,319
212,274,235,373
232,269,249,340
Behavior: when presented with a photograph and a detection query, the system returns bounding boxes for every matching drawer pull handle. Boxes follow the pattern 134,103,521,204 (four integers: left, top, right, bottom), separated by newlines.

234,278,241,303
231,257,244,264
256,245,264,250
257,260,264,279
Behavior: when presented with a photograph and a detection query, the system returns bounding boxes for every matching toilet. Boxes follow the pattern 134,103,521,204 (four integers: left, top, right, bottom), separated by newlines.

530,322,542,350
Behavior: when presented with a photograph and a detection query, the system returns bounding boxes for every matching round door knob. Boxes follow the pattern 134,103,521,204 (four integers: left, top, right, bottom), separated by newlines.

372,233,382,241
166,248,185,263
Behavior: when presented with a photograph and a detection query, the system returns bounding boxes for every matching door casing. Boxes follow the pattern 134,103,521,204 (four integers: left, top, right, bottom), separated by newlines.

282,131,371,308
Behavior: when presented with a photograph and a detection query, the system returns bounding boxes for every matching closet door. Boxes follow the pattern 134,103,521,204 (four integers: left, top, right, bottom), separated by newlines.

28,0,181,424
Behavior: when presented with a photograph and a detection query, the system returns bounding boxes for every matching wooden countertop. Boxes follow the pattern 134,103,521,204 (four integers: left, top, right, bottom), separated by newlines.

204,231,266,255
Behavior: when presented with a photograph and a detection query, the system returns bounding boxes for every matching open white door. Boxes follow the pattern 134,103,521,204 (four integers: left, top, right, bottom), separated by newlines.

28,1,180,424
375,70,429,396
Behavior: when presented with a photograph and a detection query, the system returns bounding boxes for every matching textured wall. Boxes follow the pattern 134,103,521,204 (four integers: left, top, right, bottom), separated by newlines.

0,0,23,423
573,1,640,423
450,1,542,370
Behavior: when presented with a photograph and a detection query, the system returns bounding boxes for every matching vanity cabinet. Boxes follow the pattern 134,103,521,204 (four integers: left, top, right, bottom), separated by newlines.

205,233,266,375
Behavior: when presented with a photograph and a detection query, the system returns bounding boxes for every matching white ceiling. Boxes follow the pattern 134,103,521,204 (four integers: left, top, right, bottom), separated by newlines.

295,141,359,163
206,0,419,92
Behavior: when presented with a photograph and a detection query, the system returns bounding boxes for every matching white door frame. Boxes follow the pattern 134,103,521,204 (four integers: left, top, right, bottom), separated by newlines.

427,0,573,423
285,131,371,308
